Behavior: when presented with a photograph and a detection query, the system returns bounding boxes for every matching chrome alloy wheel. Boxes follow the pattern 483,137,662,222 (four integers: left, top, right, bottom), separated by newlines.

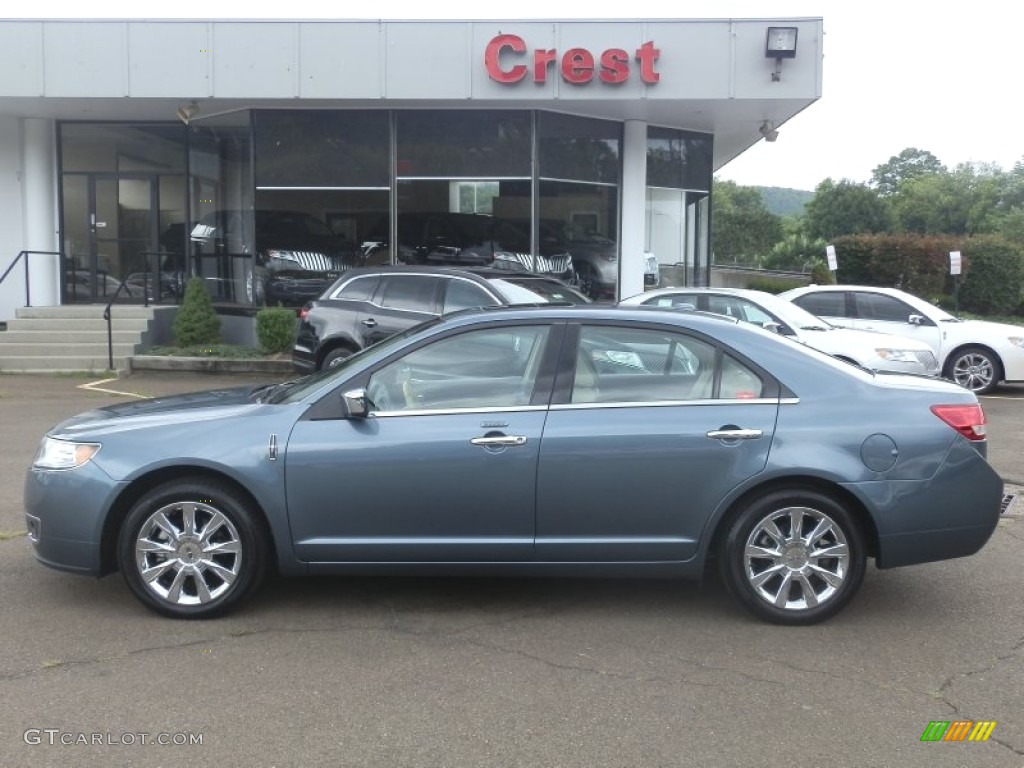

743,506,850,611
134,501,243,606
951,351,995,393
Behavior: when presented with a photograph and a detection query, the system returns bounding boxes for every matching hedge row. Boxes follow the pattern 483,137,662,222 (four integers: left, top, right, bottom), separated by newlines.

829,234,1024,315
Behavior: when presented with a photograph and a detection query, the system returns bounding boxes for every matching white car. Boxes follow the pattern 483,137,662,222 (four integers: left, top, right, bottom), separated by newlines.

780,284,1024,394
621,286,940,376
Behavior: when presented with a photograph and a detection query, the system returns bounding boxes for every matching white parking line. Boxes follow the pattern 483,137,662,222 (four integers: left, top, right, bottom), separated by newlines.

77,377,150,399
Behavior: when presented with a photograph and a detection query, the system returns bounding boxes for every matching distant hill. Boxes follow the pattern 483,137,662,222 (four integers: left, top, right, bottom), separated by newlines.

756,186,813,217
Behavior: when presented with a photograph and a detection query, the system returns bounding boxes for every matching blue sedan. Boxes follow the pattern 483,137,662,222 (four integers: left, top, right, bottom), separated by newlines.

25,305,1003,624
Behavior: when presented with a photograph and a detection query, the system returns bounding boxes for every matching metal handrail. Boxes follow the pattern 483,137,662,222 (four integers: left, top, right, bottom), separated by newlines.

0,250,64,307
102,251,174,371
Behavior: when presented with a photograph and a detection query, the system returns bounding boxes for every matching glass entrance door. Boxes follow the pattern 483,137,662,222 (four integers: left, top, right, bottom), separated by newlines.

63,174,159,302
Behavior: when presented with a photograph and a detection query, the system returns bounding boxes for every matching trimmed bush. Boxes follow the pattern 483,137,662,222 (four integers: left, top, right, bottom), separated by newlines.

172,278,221,347
256,307,297,354
830,233,963,297
958,236,1024,315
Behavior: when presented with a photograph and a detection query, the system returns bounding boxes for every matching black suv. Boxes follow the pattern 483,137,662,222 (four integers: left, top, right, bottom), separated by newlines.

292,266,589,372
361,212,576,285
163,210,362,307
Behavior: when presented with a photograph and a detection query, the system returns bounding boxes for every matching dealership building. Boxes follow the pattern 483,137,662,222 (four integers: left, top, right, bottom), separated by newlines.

0,16,821,346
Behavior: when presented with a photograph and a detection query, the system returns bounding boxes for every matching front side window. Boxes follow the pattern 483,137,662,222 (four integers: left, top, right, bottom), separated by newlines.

366,326,551,412
571,326,764,403
442,279,496,314
643,293,700,310
853,293,919,323
793,291,847,319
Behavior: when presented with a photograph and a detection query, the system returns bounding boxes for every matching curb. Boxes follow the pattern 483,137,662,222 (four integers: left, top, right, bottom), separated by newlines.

128,355,295,374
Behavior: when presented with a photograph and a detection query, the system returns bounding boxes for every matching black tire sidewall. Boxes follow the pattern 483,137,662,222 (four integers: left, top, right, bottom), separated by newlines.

719,489,866,625
321,346,355,370
117,480,267,619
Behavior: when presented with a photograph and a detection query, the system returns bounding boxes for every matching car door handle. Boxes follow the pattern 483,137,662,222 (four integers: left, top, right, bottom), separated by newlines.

706,428,763,440
470,435,527,447
361,318,377,328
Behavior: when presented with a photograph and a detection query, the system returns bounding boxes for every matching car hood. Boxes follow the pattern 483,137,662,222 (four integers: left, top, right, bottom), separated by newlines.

798,326,932,353
49,386,267,438
952,318,1024,339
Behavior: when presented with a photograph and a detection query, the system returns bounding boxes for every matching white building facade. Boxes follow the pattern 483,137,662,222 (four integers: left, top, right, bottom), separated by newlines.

0,17,822,324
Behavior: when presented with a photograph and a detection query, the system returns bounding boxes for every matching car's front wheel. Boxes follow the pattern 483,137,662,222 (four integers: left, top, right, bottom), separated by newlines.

946,346,1001,395
117,479,268,619
719,489,866,625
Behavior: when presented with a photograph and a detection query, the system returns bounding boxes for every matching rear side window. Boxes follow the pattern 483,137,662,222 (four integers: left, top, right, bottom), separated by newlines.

793,292,846,318
642,293,700,309
334,275,379,301
378,276,441,313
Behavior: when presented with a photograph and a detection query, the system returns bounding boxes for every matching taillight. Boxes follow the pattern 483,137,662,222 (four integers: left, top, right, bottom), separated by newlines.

930,404,987,441
299,305,310,321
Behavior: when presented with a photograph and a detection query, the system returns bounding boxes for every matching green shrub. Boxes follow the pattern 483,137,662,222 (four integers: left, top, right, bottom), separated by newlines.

172,278,221,347
830,233,963,297
256,307,297,354
745,275,806,294
958,236,1024,315
809,259,836,285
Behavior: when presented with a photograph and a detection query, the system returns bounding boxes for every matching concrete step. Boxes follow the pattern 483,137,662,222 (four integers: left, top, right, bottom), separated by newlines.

15,305,162,320
0,342,140,357
0,355,127,372
7,317,151,332
0,330,144,344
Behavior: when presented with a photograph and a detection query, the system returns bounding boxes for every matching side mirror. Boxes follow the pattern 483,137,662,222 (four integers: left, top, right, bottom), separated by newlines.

908,314,925,326
762,321,783,334
340,388,370,419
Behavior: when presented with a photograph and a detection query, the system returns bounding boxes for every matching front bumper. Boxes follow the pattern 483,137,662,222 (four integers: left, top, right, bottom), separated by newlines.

24,462,123,577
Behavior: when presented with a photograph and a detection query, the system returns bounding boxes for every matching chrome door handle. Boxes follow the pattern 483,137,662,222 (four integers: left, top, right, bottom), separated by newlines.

470,435,527,447
361,318,377,328
706,428,763,440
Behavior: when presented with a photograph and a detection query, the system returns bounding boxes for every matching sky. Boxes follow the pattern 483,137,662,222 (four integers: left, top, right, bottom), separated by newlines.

5,1,1022,191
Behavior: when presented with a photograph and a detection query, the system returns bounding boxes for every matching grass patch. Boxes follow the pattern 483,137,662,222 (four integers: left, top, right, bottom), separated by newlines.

0,530,27,541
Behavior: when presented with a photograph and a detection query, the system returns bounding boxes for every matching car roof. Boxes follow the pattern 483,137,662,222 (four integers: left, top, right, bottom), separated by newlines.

626,286,775,301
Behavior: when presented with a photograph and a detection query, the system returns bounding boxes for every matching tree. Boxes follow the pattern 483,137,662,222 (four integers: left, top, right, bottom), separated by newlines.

870,148,946,196
802,179,893,241
711,179,784,264
892,162,1004,236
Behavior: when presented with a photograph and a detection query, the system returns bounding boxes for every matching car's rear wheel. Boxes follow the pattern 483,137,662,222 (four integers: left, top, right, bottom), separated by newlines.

576,263,600,300
946,346,1000,395
117,479,268,619
719,489,866,625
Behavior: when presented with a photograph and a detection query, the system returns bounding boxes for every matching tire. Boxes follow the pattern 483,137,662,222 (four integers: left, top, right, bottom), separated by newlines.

718,489,866,625
576,263,599,300
945,346,1001,395
245,266,266,306
117,479,268,619
320,345,357,371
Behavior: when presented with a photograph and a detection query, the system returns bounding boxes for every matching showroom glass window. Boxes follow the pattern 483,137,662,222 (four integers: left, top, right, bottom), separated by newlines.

58,123,187,303
646,127,712,287
392,110,534,274
537,112,621,301
187,111,254,306
253,110,391,306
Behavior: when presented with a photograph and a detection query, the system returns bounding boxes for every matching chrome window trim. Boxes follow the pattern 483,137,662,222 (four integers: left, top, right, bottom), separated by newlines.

551,398,783,411
370,405,549,418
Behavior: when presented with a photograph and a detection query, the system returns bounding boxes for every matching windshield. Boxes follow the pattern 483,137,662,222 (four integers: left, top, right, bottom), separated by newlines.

267,319,443,404
489,277,590,304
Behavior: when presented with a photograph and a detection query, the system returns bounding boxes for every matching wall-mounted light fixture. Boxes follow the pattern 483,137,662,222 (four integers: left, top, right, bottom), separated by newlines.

176,101,200,125
765,26,798,82
759,121,779,143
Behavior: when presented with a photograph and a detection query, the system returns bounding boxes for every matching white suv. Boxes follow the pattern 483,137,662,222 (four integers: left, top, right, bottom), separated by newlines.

780,284,1024,394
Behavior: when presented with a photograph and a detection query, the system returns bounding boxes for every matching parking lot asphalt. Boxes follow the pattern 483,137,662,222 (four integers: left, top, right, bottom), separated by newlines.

1,371,1023,768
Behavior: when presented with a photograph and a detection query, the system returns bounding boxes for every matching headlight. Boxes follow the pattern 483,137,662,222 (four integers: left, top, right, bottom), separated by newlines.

33,437,101,470
1008,337,1024,349
875,349,917,363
